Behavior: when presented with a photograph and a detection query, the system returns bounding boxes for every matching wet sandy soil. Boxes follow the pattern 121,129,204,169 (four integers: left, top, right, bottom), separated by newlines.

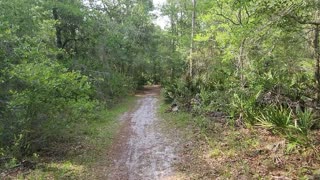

105,86,179,180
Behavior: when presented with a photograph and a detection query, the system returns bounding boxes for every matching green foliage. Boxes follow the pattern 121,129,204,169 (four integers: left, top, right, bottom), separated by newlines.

161,0,320,148
162,79,192,105
4,158,18,169
229,90,262,125
255,106,317,146
256,106,294,134
0,0,161,163
91,71,137,104
296,109,315,136
1,60,94,157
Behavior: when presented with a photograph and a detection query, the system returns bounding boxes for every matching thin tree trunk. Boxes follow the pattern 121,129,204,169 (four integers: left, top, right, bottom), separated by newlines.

314,25,320,103
189,0,196,78
53,8,62,49
238,38,246,89
170,13,176,81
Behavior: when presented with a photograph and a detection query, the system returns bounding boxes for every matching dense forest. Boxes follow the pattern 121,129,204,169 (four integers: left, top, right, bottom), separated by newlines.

163,0,320,146
163,0,320,138
0,0,161,158
1,0,320,178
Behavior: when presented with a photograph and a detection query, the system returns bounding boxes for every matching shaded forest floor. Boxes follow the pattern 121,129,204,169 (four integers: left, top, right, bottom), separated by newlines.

159,103,320,179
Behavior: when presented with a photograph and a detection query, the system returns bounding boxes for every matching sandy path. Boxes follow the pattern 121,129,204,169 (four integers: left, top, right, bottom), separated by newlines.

106,86,179,180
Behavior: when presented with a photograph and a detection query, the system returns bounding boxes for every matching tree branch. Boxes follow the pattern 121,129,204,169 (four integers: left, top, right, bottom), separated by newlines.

62,37,89,49
288,15,320,25
216,13,240,25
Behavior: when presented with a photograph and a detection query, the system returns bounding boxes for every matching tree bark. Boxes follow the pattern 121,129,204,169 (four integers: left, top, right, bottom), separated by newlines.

189,0,196,78
238,38,246,89
53,8,62,49
314,25,320,103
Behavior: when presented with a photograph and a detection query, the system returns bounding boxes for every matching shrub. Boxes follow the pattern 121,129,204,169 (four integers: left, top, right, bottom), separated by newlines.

1,60,93,157
296,109,315,136
91,71,136,105
256,105,294,134
256,105,316,145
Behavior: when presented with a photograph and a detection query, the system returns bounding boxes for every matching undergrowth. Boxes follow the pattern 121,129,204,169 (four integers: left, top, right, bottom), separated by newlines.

1,96,137,179
160,100,320,179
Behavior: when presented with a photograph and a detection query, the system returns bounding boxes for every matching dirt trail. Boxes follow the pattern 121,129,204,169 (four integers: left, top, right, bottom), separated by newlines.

105,86,179,180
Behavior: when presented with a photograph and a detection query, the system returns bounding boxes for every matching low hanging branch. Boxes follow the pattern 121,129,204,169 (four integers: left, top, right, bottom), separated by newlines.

288,15,320,26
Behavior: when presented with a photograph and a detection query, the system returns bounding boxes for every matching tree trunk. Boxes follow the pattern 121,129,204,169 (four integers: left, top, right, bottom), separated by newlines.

52,8,62,49
189,0,196,78
238,38,246,89
170,13,176,81
314,25,320,103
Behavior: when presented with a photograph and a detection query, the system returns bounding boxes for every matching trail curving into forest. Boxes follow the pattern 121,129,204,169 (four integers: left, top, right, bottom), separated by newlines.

105,86,179,180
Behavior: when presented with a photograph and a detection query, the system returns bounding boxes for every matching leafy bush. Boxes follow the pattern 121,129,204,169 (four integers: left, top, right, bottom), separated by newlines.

229,89,262,125
162,78,199,109
1,60,94,157
91,71,136,105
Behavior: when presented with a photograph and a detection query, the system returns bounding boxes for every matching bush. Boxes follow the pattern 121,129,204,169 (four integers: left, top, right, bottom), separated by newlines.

162,78,197,109
256,105,316,145
256,105,294,134
229,89,262,125
1,60,94,158
91,71,136,105
296,109,315,136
